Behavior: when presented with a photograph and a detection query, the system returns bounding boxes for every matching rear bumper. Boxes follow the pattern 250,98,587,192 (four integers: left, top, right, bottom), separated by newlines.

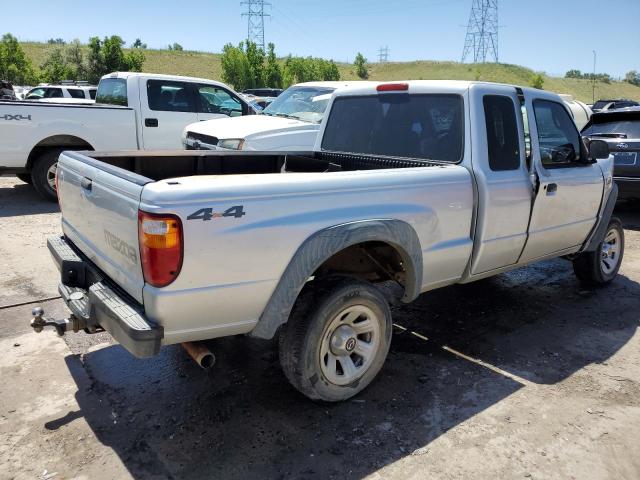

48,236,163,358
614,177,640,200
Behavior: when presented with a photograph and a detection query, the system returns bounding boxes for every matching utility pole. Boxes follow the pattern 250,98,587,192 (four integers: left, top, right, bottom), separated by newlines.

592,50,597,104
461,0,499,63
241,0,270,51
378,46,390,63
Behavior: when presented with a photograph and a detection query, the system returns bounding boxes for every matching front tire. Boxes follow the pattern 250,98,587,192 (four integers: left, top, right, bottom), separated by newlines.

279,278,393,402
573,218,624,286
31,149,62,202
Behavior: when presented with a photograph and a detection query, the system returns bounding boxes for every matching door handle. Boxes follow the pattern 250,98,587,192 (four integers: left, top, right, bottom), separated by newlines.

546,183,557,195
80,177,92,191
145,118,158,127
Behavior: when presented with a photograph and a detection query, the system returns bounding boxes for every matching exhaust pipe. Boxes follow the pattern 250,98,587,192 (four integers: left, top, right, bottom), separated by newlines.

181,341,215,369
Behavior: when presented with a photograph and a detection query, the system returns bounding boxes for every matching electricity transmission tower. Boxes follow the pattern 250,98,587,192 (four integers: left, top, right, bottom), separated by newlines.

461,0,499,63
241,0,270,50
378,46,390,63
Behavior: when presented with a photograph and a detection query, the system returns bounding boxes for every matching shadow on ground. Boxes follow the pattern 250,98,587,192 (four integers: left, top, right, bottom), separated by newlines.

0,178,59,217
48,256,639,480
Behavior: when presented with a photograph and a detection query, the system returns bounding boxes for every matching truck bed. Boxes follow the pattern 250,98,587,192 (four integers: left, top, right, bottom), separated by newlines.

79,149,448,182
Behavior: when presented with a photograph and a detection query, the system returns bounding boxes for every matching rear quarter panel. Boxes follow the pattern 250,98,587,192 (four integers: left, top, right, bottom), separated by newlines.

139,166,473,344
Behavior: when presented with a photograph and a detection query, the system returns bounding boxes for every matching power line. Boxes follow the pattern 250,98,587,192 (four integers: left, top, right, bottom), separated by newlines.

241,0,271,51
461,0,499,63
378,46,390,63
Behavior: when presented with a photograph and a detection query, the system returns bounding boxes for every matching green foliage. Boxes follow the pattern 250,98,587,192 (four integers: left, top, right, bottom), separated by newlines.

132,38,147,49
66,39,85,79
47,38,65,45
282,56,340,86
624,70,640,87
220,42,252,90
245,40,265,88
81,35,145,83
354,52,368,79
264,43,283,89
0,33,38,84
40,47,73,83
530,73,545,89
168,43,183,51
565,69,612,84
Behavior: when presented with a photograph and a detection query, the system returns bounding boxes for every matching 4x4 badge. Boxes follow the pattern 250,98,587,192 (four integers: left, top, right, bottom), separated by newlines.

617,143,629,149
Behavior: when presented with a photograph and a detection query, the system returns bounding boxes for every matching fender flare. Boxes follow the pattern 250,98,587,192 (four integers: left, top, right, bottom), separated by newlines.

250,219,423,339
583,183,618,252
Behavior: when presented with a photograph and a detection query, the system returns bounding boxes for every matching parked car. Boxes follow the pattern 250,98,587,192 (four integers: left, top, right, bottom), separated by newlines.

0,72,254,200
558,94,592,130
25,84,97,101
32,81,621,403
591,99,640,113
243,88,283,97
582,106,640,201
183,81,371,151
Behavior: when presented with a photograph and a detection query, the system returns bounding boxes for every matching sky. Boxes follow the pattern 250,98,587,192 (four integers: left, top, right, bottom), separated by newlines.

3,0,640,77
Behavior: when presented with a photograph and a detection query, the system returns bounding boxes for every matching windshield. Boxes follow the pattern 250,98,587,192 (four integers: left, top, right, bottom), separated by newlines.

321,94,464,162
95,78,128,106
583,119,640,139
262,86,335,123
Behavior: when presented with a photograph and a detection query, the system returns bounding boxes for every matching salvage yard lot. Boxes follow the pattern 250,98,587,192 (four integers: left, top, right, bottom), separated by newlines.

1,176,639,479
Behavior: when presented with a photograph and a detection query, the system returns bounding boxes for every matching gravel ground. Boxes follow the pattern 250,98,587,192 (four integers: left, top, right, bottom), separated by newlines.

1,176,639,480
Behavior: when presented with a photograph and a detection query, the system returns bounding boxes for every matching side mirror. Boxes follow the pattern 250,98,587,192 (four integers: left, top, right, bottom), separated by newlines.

588,139,610,160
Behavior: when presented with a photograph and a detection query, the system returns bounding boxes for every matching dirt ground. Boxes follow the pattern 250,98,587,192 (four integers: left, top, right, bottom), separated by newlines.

1,176,639,480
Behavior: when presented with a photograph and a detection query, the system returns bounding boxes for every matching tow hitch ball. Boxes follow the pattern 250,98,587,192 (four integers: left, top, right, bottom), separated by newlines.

31,307,87,336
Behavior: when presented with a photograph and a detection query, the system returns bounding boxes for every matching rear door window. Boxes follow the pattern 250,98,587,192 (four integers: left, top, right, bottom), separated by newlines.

483,95,521,171
321,94,464,162
46,88,63,98
147,80,195,112
68,88,86,99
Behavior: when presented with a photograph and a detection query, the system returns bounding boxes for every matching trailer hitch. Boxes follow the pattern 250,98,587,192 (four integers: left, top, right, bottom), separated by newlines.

30,306,88,336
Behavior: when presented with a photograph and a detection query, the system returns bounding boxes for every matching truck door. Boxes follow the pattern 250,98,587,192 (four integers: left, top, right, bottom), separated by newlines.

138,77,199,149
469,85,533,274
518,96,603,262
194,84,248,121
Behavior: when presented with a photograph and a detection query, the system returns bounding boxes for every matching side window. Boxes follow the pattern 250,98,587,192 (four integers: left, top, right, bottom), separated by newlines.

147,80,195,112
68,89,85,99
483,95,521,171
89,89,97,100
197,85,243,117
533,100,582,168
47,88,63,98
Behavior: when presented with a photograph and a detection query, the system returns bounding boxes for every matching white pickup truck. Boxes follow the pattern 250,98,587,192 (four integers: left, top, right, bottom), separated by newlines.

182,81,370,151
0,72,253,200
32,80,622,402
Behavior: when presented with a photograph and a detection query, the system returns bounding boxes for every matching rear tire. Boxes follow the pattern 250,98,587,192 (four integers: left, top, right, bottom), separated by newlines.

16,173,32,184
31,149,63,202
573,218,624,286
279,278,392,402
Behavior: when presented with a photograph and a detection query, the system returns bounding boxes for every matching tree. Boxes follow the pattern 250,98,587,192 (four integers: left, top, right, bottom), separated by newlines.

86,36,104,83
85,35,145,84
565,69,582,79
530,73,544,89
40,47,73,83
47,38,65,45
245,40,265,88
169,43,183,51
624,70,639,86
264,43,283,88
0,33,38,84
66,39,85,80
354,52,368,79
132,38,147,49
220,42,252,91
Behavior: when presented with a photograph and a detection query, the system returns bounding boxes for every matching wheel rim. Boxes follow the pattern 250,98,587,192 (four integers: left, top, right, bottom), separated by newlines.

47,162,57,191
319,305,381,386
601,226,621,275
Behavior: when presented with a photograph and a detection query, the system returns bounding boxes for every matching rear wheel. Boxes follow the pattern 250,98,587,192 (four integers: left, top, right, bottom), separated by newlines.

279,278,392,402
573,218,624,286
31,149,62,202
16,173,32,184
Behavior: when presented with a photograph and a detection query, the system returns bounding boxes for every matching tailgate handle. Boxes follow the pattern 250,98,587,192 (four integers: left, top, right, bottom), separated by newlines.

81,177,92,191
145,118,159,127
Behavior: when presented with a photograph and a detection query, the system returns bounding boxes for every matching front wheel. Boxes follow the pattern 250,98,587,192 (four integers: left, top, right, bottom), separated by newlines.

573,218,625,286
279,278,392,402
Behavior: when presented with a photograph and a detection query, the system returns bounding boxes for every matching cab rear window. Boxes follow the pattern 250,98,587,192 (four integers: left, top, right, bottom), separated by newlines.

321,94,464,162
95,78,128,106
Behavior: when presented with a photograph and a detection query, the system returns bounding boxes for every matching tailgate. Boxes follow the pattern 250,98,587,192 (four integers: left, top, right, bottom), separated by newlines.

57,152,151,304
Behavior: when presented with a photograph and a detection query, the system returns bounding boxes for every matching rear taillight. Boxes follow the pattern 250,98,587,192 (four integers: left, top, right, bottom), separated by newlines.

376,83,409,92
138,211,183,288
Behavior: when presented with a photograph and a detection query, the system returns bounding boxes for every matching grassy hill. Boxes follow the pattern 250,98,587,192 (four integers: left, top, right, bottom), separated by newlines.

21,42,640,103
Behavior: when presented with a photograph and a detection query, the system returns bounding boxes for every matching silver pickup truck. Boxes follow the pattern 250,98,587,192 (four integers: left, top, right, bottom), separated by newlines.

31,81,623,402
